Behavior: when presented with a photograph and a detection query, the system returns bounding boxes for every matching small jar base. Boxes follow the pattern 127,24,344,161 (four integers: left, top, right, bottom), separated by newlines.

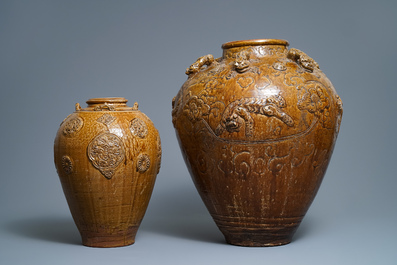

80,227,138,248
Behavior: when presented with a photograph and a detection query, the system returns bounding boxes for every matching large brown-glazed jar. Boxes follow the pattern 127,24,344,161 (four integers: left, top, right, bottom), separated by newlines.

172,39,343,247
54,98,161,247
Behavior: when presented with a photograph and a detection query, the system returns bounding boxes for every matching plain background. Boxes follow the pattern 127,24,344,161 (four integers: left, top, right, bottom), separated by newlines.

1,0,396,264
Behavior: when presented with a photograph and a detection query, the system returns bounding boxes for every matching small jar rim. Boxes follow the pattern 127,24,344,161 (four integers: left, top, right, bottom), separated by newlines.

222,39,289,49
86,97,128,104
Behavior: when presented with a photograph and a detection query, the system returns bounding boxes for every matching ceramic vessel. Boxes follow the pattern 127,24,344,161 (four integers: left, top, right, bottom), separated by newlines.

172,39,343,246
54,98,161,247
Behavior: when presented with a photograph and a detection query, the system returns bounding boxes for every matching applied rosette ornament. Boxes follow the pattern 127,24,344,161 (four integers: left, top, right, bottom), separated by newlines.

172,39,343,246
54,98,161,247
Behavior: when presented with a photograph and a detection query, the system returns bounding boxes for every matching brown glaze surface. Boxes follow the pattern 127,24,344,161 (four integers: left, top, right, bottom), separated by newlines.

172,39,343,247
54,98,161,247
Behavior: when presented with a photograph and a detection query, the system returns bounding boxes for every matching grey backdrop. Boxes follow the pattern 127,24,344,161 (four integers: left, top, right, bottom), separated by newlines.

1,0,396,264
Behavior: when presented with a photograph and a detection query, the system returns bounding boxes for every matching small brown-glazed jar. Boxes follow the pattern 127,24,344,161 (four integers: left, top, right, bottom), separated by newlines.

54,98,161,247
172,39,343,246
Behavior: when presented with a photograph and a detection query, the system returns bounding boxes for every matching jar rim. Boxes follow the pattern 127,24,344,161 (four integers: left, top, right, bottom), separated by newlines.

222,39,289,49
86,97,128,104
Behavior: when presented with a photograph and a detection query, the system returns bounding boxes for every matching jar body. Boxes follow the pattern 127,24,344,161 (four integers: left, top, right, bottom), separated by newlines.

54,98,161,247
172,40,343,246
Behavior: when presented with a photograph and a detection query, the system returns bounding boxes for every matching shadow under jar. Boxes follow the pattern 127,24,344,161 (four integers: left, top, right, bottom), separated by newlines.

172,39,343,247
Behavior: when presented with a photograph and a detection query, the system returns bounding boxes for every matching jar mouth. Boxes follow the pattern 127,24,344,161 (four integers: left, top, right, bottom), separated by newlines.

222,39,289,49
86,97,128,105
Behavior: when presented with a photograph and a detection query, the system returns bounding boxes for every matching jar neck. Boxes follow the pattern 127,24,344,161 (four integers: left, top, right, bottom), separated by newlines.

222,39,289,60
79,97,138,111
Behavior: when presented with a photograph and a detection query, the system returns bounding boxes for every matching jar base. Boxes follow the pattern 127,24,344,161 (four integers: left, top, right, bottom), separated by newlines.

219,224,298,247
80,227,138,248
224,233,292,247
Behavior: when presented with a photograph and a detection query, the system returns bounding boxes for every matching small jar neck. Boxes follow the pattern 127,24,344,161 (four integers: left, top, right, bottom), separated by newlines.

222,39,289,60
